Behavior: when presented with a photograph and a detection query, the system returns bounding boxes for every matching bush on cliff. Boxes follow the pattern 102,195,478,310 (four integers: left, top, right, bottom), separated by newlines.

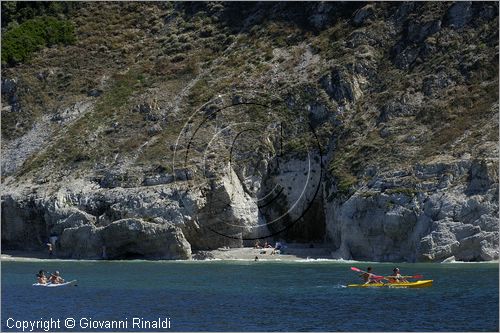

1,16,75,65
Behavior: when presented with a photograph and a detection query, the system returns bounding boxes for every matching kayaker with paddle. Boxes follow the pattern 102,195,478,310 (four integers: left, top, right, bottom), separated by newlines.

361,267,378,284
36,270,48,284
387,268,408,283
49,271,65,284
350,266,386,284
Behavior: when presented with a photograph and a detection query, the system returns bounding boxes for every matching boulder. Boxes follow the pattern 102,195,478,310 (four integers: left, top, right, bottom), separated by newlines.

352,4,374,26
50,208,96,235
1,78,20,112
87,89,103,97
466,160,498,195
422,72,455,96
407,20,441,43
307,102,330,129
59,224,102,259
1,78,17,96
100,218,191,259
456,231,499,261
418,221,460,261
392,43,420,70
377,92,423,123
445,1,473,29
320,67,360,104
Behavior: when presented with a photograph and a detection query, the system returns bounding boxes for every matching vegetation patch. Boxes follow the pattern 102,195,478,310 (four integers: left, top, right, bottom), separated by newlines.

2,16,75,65
385,187,418,196
17,69,146,177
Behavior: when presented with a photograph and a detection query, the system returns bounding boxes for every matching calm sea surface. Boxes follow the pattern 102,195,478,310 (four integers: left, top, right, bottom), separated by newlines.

1,260,498,332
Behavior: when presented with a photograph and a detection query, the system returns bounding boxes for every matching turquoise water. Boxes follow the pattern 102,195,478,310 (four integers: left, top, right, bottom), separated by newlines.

1,260,498,331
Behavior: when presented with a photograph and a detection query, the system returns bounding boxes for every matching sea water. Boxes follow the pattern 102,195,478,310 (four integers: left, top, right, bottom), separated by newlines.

1,260,498,332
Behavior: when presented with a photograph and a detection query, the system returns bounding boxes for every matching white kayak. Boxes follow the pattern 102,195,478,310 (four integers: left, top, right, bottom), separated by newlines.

33,280,77,287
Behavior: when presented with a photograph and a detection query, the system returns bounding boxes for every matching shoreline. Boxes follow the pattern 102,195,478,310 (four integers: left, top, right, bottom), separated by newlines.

1,248,498,264
0,246,334,262
197,245,334,261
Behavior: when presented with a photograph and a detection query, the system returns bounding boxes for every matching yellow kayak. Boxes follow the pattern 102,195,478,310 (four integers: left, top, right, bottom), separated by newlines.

347,280,433,288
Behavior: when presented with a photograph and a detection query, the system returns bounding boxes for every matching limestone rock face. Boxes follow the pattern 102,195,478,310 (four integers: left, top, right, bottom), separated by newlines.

1,180,196,259
326,158,498,262
184,166,262,250
0,2,498,262
1,194,45,250
1,164,266,258
2,101,93,176
58,218,191,259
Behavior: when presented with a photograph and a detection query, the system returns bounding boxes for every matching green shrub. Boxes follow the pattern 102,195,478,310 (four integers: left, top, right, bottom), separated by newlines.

337,175,357,193
328,155,358,194
1,16,75,65
1,1,79,27
385,188,417,196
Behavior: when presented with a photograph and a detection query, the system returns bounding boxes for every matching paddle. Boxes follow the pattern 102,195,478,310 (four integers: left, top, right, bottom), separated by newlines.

375,274,424,282
350,267,386,281
350,267,423,281
386,274,424,279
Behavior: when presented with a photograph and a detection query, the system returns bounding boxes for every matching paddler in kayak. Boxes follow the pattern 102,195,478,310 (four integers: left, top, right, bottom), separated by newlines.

361,267,379,284
36,270,48,284
386,268,408,283
48,271,65,284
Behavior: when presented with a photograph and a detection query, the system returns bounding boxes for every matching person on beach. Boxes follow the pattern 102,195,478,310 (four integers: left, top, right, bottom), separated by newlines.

271,242,282,255
47,243,53,257
254,240,261,249
361,267,378,284
101,245,107,260
36,270,48,284
49,271,65,284
263,241,272,248
49,233,58,249
387,268,408,283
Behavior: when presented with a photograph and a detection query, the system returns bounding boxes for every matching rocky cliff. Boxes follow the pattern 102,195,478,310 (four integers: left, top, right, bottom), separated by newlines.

1,2,498,261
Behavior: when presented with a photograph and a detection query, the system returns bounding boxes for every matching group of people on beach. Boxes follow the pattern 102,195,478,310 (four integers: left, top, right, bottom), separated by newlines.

36,270,65,284
253,241,285,261
361,267,409,284
253,240,273,249
254,240,284,256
